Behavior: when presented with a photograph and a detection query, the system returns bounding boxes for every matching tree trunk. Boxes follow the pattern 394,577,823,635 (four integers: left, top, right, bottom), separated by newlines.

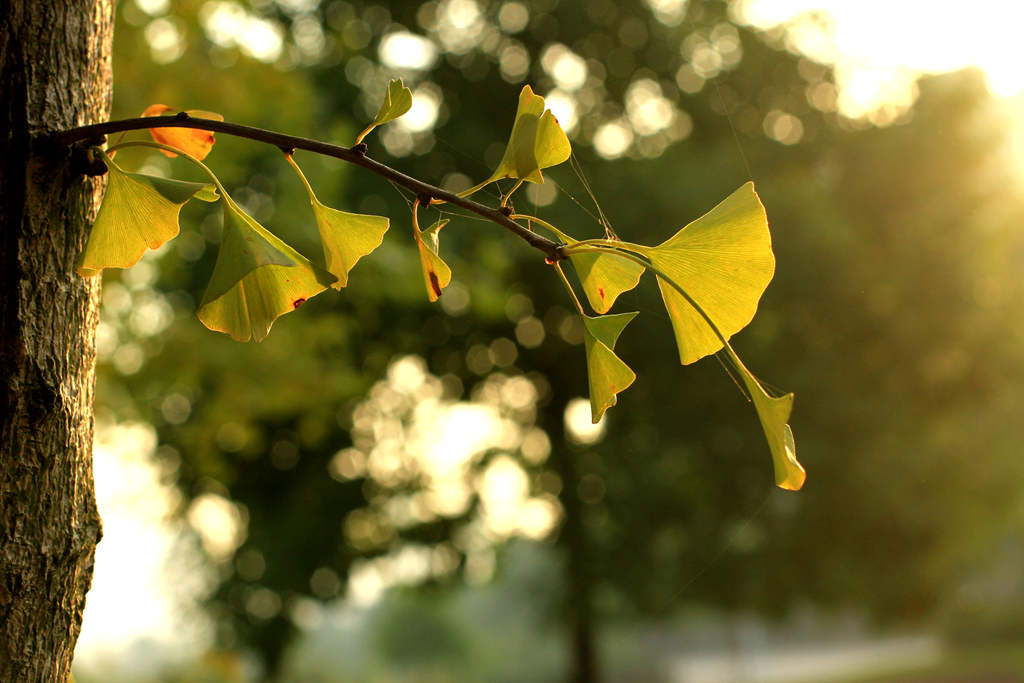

0,1,113,680
547,395,600,683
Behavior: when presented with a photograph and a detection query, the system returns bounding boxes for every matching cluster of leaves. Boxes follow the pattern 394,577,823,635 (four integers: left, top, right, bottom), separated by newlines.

77,79,804,490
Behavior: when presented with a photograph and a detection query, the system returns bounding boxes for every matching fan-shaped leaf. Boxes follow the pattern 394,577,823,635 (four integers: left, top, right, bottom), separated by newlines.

640,182,775,365
287,154,389,288
415,219,452,302
572,251,644,314
77,152,215,277
726,348,805,490
355,79,413,144
197,201,336,342
142,104,224,160
372,78,413,126
539,223,644,314
582,312,638,422
312,203,389,289
480,86,571,188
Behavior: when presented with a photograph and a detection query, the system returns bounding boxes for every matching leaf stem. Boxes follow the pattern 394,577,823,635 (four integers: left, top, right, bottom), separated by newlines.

106,140,238,210
283,151,318,202
353,124,375,146
554,261,585,316
501,179,524,208
509,214,567,241
570,237,650,255
411,196,422,235
508,215,648,256
55,116,565,261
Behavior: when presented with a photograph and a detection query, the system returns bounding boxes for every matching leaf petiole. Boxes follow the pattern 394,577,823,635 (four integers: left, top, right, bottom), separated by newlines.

501,179,524,208
283,151,316,199
554,261,585,316
106,140,235,209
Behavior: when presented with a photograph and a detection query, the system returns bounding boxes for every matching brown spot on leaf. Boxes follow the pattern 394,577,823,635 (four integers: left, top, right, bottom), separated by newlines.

428,271,443,299
598,287,605,300
292,298,306,309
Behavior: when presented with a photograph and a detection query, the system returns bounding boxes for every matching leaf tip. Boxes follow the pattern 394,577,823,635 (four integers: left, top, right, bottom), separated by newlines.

774,423,805,491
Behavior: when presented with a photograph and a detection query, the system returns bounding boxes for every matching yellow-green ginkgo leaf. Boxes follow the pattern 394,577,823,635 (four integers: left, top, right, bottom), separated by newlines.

415,219,452,302
314,203,389,288
582,312,638,423
76,152,216,277
571,251,644,314
640,182,775,365
286,152,389,288
725,346,805,490
197,201,337,342
486,86,572,186
355,79,413,144
538,223,644,314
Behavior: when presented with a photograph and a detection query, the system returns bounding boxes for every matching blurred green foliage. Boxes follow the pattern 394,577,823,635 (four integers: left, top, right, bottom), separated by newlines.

94,0,1024,679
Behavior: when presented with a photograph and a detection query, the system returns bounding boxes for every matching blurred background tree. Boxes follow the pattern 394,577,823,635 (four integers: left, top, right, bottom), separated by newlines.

77,0,1024,681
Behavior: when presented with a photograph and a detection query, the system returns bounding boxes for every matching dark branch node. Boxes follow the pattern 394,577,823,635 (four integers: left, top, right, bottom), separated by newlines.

175,111,190,121
499,205,514,217
353,142,368,157
70,145,107,177
417,192,433,207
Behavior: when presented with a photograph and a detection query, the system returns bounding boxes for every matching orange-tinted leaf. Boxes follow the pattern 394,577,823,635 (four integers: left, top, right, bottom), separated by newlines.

141,104,224,160
415,219,452,302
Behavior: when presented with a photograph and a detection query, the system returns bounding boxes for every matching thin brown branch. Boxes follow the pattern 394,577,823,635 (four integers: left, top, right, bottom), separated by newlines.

53,115,567,261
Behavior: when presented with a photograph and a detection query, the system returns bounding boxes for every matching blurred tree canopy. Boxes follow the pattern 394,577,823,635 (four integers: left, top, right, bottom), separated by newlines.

97,0,1024,680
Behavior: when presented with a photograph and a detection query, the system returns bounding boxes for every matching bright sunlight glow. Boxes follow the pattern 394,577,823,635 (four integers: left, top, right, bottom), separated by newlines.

738,0,1024,116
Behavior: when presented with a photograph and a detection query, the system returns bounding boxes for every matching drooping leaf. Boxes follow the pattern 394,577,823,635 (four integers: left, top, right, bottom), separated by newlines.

142,104,225,159
354,79,413,144
197,201,337,342
724,346,805,491
76,152,216,277
582,312,638,423
639,182,775,365
312,203,389,289
286,154,389,288
415,219,452,302
571,251,645,314
538,223,644,314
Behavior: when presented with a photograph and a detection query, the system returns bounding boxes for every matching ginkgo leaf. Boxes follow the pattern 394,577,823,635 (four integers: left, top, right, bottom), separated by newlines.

490,85,571,184
571,251,644,314
76,152,216,277
415,218,451,302
312,203,389,289
354,79,413,144
197,201,336,342
462,86,571,197
193,185,220,202
286,153,389,288
639,182,775,365
582,312,638,423
725,347,805,490
538,223,644,314
142,104,225,160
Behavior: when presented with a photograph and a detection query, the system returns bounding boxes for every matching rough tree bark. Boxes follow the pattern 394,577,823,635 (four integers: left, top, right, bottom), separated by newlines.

0,1,114,680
